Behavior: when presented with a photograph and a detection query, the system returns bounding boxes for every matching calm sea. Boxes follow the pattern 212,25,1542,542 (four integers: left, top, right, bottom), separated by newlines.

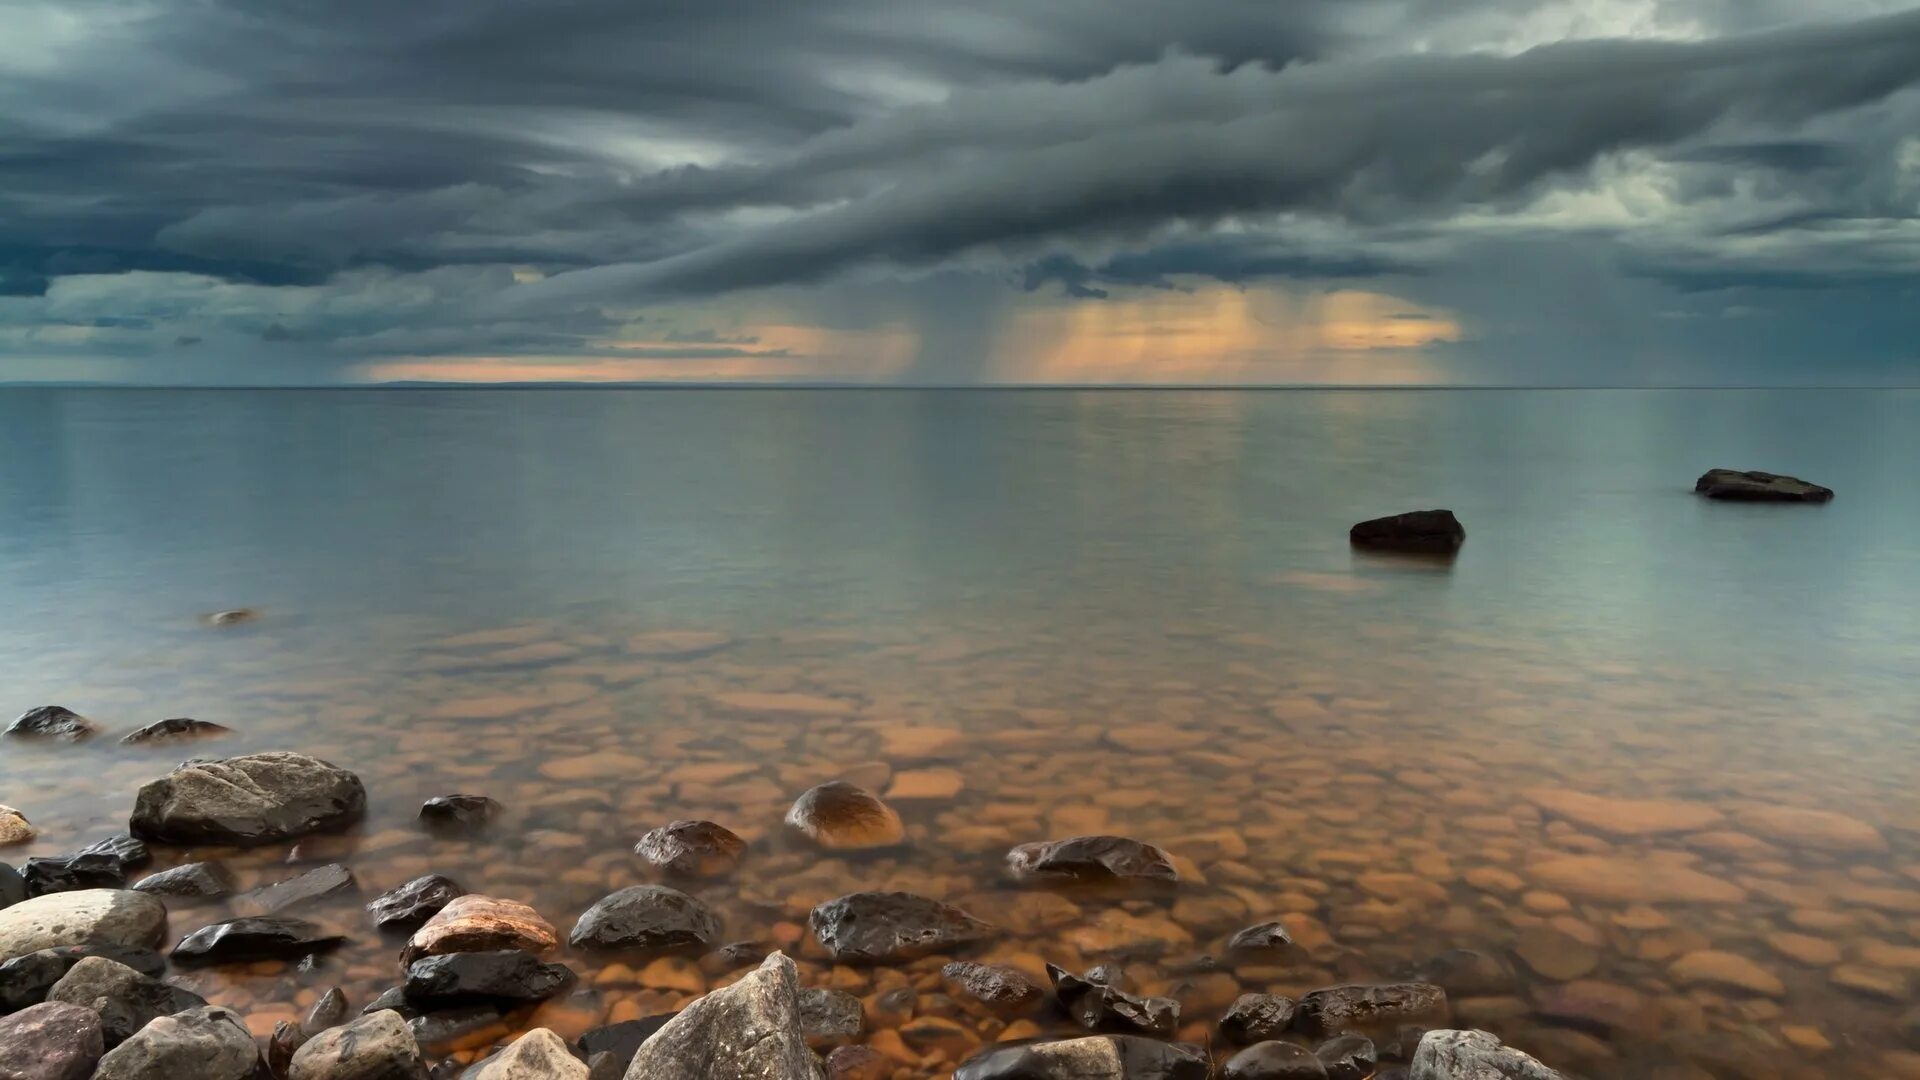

2,388,1918,1077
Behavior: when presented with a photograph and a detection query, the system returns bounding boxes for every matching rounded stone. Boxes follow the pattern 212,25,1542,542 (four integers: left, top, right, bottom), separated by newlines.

290,1009,428,1080
91,1006,258,1080
785,782,905,850
129,752,366,847
1224,1042,1330,1080
569,885,720,953
635,820,747,878
0,890,167,963
0,1001,106,1080
403,895,557,965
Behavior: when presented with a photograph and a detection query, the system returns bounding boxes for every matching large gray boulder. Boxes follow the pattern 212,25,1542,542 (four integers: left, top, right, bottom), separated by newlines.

953,1036,1211,1079
46,955,206,1047
474,1028,589,1079
0,1001,105,1080
290,1009,430,1080
1410,1030,1565,1080
0,890,168,963
1694,469,1833,503
92,1006,259,1080
621,952,818,1079
130,752,366,846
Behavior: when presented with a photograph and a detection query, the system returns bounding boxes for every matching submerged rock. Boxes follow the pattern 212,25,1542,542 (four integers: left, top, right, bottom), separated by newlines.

130,752,366,847
798,987,865,1046
235,863,357,917
6,706,98,741
619,952,815,1079
0,1001,106,1080
1220,994,1299,1044
0,890,168,963
403,950,575,1007
1049,964,1179,1037
1223,1042,1329,1080
1314,1035,1376,1080
91,1005,259,1080
635,820,746,878
47,955,207,1047
570,885,719,954
1694,469,1833,503
1226,921,1297,956
1410,1029,1564,1079
0,805,37,846
1349,510,1465,553
419,795,501,833
171,917,346,964
785,782,905,850
403,895,557,965
290,1009,428,1080
119,718,231,745
474,1028,588,1079
809,891,992,963
575,1017,675,1071
941,960,1045,1013
369,875,466,931
953,1035,1211,1080
1296,983,1449,1038
131,862,234,900
1007,836,1178,885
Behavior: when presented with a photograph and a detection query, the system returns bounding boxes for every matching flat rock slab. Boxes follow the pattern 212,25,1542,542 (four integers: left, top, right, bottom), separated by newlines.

620,952,814,1080
1694,469,1833,502
810,892,993,963
1526,855,1747,904
1732,805,1886,853
1008,836,1178,884
1349,510,1465,553
0,890,168,963
954,1035,1212,1080
130,752,366,847
131,862,234,900
172,917,346,965
404,895,557,965
1519,788,1723,837
233,863,357,916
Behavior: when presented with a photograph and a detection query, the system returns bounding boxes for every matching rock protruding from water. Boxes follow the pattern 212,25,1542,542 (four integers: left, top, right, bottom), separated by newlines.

290,1010,429,1080
1296,982,1450,1037
1694,469,1834,503
6,706,98,741
636,820,747,878
1410,1029,1565,1079
234,863,357,916
403,950,576,1008
1007,836,1178,885
419,795,501,833
475,1028,589,1079
171,917,346,964
0,805,37,847
1349,510,1466,553
1223,1042,1329,1080
569,885,720,954
785,782,905,850
620,952,815,1080
0,1001,105,1080
0,890,168,964
1049,964,1179,1036
91,1005,259,1080
47,955,207,1047
119,718,231,745
941,961,1044,1013
809,892,992,963
368,875,465,930
953,1035,1211,1080
130,752,366,846
1220,994,1299,1044
403,894,557,965
131,862,234,900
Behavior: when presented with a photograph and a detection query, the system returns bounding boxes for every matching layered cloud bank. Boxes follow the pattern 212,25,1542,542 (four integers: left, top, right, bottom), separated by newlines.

3,0,1918,383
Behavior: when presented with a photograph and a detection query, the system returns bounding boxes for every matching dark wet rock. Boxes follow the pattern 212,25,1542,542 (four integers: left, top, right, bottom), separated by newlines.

1349,510,1465,553
620,952,814,1079
1297,983,1450,1038
585,1054,622,1080
1315,1035,1377,1080
1694,469,1833,503
798,987,865,1046
403,895,557,965
809,891,992,963
24,852,129,896
1904,1007,1920,1049
0,945,166,1013
409,1006,507,1053
1228,921,1297,956
92,1005,259,1080
574,1016,674,1072
870,985,917,1026
0,1001,106,1080
307,986,350,1035
568,884,719,953
1224,1042,1330,1080
362,987,416,1018
235,863,357,916
711,940,770,968
1049,963,1179,1037
824,1045,889,1080
130,752,367,847
47,955,207,1047
635,820,747,878
403,950,575,1008
79,835,152,870
954,1035,1212,1080
1007,836,1178,884
1410,1029,1565,1079
1403,950,1515,999
6,706,98,741
419,795,501,833
132,861,234,900
271,1020,306,1077
785,781,905,850
0,861,23,909
369,876,465,931
1221,993,1300,1044
0,890,168,963
941,960,1045,1012
119,718,231,745
290,1009,429,1080
172,917,346,965
205,609,258,626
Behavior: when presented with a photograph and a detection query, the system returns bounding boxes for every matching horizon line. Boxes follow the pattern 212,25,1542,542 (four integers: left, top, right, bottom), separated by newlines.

2,381,1920,392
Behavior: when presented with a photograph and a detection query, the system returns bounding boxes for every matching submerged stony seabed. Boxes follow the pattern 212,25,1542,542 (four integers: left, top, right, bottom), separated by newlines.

3,602,1919,1079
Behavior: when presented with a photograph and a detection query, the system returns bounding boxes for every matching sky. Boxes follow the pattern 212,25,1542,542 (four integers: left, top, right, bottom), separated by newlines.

3,0,1919,386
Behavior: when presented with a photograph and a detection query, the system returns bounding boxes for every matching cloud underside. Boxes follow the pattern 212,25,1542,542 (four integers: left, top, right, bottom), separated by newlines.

2,0,1919,382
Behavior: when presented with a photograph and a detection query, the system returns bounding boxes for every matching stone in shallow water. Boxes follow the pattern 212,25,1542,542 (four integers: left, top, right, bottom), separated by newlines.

620,952,814,1080
474,1028,588,1080
368,875,466,930
809,891,992,963
1314,1035,1376,1080
1518,788,1723,837
0,804,37,846
1668,950,1785,997
953,1035,1211,1080
575,1016,675,1072
91,1005,258,1080
119,718,231,745
1514,926,1599,982
0,1002,106,1080
1403,950,1515,999
403,895,557,965
233,863,357,916
1006,836,1178,884
1410,1028,1565,1079
47,955,207,1047
171,916,346,964
1694,469,1833,503
1732,805,1886,853
634,820,746,878
1349,510,1465,553
798,986,865,1046
419,795,501,832
403,950,576,1008
1049,963,1180,1037
129,752,366,847
24,852,129,896
942,960,1045,1013
625,630,734,659
1525,855,1746,904
569,885,720,953
1296,983,1450,1038
1223,1042,1329,1080
1530,979,1655,1035
289,1009,428,1080
5,706,97,741
0,890,168,964
1228,921,1297,956
131,861,233,899
785,782,905,850
1221,994,1299,1044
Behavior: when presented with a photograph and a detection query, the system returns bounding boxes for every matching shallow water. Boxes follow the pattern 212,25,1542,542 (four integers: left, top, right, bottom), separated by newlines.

2,388,1918,1077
